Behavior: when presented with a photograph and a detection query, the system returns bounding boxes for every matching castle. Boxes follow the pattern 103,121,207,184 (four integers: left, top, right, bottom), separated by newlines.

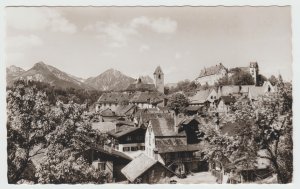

195,62,259,86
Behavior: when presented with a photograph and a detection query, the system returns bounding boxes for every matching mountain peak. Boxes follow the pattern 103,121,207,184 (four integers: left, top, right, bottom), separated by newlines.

33,61,47,67
7,65,25,73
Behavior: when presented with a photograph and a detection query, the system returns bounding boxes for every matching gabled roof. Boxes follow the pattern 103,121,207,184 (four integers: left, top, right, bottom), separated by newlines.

218,85,241,96
129,91,165,104
97,92,131,104
100,108,116,117
198,63,227,78
185,105,204,112
121,154,161,182
92,122,116,133
150,116,186,137
107,125,141,139
126,83,156,92
189,89,215,104
77,145,132,161
153,66,164,75
115,104,137,116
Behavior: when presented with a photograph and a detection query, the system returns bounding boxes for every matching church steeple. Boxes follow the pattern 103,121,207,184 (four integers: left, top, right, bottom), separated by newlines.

153,66,164,94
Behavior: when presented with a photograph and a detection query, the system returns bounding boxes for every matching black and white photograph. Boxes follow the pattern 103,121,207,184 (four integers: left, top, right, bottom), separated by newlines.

1,2,298,186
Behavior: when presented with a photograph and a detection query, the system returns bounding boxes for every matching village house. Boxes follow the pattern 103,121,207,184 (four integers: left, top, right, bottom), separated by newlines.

145,115,207,176
107,125,146,153
187,89,218,115
129,91,166,109
121,154,174,184
96,92,131,112
74,145,132,182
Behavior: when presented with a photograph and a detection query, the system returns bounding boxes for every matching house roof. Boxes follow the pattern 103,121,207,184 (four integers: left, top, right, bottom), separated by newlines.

155,138,202,153
218,85,241,96
121,153,158,182
77,145,132,161
198,63,226,78
185,105,204,112
189,89,214,104
129,91,165,104
91,122,116,133
150,116,186,137
115,104,137,116
97,92,131,104
126,83,156,92
107,125,142,139
100,108,116,117
249,86,266,100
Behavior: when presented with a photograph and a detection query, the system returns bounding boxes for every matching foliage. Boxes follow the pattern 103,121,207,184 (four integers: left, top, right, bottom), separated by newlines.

7,80,108,183
216,68,255,86
36,102,108,183
202,79,292,183
167,93,189,115
7,80,55,183
268,75,278,86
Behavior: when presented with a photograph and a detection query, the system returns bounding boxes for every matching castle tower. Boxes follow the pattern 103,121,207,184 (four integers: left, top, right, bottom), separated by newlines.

249,62,259,85
153,66,164,94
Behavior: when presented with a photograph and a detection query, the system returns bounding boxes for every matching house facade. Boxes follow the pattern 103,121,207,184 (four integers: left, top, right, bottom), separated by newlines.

145,116,206,175
107,126,146,153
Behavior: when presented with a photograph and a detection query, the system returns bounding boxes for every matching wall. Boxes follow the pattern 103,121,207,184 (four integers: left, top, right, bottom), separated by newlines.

139,163,173,184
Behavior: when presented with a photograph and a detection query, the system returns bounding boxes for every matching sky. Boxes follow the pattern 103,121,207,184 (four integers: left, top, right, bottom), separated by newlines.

5,6,292,83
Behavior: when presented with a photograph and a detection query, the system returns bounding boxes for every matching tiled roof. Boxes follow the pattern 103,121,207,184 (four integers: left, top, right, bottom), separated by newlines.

100,108,116,117
115,104,137,116
129,91,164,104
156,139,203,153
185,105,204,112
97,92,131,104
91,122,116,133
107,125,141,138
189,89,213,104
198,63,226,78
121,153,158,182
126,83,156,92
150,116,186,137
77,145,132,161
218,85,241,96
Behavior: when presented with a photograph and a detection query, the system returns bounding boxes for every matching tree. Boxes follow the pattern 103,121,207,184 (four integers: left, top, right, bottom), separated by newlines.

167,93,189,115
268,75,278,86
7,81,56,183
257,74,267,86
216,68,255,86
223,79,292,183
36,102,108,183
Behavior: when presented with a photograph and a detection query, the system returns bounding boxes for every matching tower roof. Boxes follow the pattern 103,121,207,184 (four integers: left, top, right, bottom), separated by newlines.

153,66,163,75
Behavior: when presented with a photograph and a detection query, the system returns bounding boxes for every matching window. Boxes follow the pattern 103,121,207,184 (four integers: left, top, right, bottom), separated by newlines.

123,147,130,152
158,74,161,79
211,96,213,99
131,146,138,151
140,146,145,150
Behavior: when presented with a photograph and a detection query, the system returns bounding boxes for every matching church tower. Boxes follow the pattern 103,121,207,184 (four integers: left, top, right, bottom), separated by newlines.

249,62,259,85
153,66,164,94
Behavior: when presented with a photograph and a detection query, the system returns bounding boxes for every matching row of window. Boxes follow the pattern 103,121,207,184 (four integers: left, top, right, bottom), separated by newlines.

126,135,144,141
123,146,145,152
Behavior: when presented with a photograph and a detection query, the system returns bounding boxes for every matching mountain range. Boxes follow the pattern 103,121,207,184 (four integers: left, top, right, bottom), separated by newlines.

6,62,154,91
